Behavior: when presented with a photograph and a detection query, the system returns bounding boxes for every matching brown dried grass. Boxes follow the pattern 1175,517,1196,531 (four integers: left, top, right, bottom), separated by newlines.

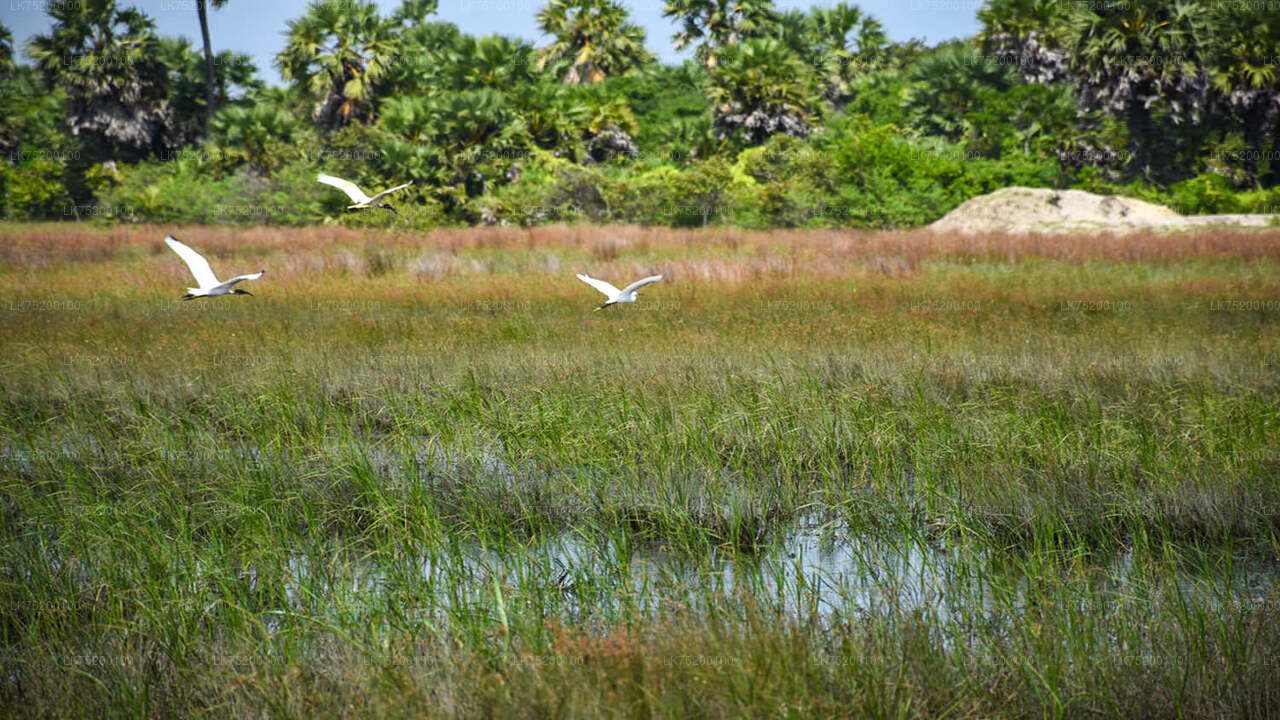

4,223,1280,270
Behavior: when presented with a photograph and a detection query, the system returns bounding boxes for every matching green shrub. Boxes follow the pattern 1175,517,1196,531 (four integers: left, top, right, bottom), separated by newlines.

473,180,553,226
606,166,682,226
599,63,709,159
477,149,584,225
665,159,737,226
841,70,912,127
821,117,1057,228
1168,173,1243,214
208,104,305,173
95,159,328,225
1234,187,1280,214
547,166,614,222
730,135,848,227
2,155,73,219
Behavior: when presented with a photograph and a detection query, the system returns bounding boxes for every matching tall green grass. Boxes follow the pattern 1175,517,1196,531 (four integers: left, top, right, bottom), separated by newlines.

2,224,1278,717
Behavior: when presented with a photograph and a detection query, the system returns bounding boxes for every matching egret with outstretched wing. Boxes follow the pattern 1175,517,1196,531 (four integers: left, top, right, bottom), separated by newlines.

576,273,664,310
317,173,411,214
164,236,264,300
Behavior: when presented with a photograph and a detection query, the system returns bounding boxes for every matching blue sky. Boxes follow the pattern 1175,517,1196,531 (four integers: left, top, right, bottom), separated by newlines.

2,0,984,85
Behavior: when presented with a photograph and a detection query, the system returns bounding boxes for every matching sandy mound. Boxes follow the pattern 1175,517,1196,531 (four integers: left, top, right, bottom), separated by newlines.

931,187,1182,234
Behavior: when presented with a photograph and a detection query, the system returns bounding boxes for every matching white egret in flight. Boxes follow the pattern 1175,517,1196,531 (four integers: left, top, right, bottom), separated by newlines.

164,236,264,300
576,273,664,311
317,173,411,214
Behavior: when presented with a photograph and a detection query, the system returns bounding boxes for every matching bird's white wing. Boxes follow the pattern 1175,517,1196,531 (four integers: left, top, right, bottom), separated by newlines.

620,275,664,295
165,236,219,288
367,182,412,203
317,173,372,203
216,271,265,290
577,274,621,299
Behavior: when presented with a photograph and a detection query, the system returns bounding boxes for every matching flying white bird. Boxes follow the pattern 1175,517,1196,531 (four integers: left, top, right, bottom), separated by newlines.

317,173,412,214
576,273,664,311
164,236,264,300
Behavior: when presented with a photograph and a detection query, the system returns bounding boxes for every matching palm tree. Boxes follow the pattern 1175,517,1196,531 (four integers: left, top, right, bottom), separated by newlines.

417,88,527,196
808,3,889,107
976,0,1071,84
0,22,13,75
377,95,434,144
380,21,460,96
536,0,652,84
771,9,818,65
663,0,777,67
1064,0,1212,179
1,23,24,164
428,89,518,151
375,136,445,187
581,93,639,161
392,0,438,24
276,0,398,129
1208,3,1280,186
447,34,537,90
209,103,301,171
658,114,719,161
194,0,228,127
158,37,260,145
904,43,1016,142
27,0,173,159
512,83,590,152
705,37,818,145
379,89,523,172
2,24,77,164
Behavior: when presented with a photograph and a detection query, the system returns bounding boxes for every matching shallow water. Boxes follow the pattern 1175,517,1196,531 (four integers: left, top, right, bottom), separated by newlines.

6,437,1278,640
263,513,1279,643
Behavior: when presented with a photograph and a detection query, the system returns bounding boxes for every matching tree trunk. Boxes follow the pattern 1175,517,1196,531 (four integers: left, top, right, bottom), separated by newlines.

1241,103,1265,189
197,0,217,129
1126,96,1155,181
1263,110,1280,188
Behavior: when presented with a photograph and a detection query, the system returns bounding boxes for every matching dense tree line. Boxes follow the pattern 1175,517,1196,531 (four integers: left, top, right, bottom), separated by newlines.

2,0,1279,226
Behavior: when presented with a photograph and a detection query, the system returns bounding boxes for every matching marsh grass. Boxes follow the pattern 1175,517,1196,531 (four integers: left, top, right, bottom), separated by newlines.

1,223,1279,717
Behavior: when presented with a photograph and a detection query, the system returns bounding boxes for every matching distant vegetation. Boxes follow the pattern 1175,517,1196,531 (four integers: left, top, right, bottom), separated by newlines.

3,0,1280,227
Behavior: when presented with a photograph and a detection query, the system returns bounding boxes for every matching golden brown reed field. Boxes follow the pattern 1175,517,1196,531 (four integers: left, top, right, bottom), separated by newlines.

6,222,1280,268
